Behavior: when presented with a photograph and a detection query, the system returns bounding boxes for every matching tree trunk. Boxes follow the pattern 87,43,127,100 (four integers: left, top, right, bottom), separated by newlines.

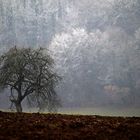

15,101,22,113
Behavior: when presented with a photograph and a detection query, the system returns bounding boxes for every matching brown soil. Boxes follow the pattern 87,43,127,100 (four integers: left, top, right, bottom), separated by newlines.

0,111,140,140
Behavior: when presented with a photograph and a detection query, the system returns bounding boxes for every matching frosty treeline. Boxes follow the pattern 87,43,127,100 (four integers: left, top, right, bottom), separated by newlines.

0,0,140,107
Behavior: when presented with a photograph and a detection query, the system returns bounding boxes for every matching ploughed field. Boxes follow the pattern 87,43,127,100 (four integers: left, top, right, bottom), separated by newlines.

0,111,140,140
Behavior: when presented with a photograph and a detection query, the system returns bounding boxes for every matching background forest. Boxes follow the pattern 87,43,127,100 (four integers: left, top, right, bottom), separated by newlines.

0,0,140,112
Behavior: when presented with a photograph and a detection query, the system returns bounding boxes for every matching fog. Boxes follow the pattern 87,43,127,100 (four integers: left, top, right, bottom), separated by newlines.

0,0,140,116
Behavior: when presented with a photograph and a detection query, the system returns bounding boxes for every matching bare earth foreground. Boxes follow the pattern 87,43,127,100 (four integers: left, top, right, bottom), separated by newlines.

0,111,140,140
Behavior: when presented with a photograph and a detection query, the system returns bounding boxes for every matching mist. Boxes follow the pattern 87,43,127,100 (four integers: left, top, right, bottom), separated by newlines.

0,0,140,116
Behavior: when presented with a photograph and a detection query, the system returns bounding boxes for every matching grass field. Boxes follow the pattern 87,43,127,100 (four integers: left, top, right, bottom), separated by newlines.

0,111,140,140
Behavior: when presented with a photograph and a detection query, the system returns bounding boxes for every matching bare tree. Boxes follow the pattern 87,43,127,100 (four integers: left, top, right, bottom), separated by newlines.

0,47,61,112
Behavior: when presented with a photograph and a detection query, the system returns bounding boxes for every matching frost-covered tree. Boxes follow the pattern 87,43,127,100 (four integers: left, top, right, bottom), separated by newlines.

50,26,140,106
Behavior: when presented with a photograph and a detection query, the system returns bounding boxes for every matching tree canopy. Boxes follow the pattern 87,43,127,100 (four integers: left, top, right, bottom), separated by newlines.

0,47,61,112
